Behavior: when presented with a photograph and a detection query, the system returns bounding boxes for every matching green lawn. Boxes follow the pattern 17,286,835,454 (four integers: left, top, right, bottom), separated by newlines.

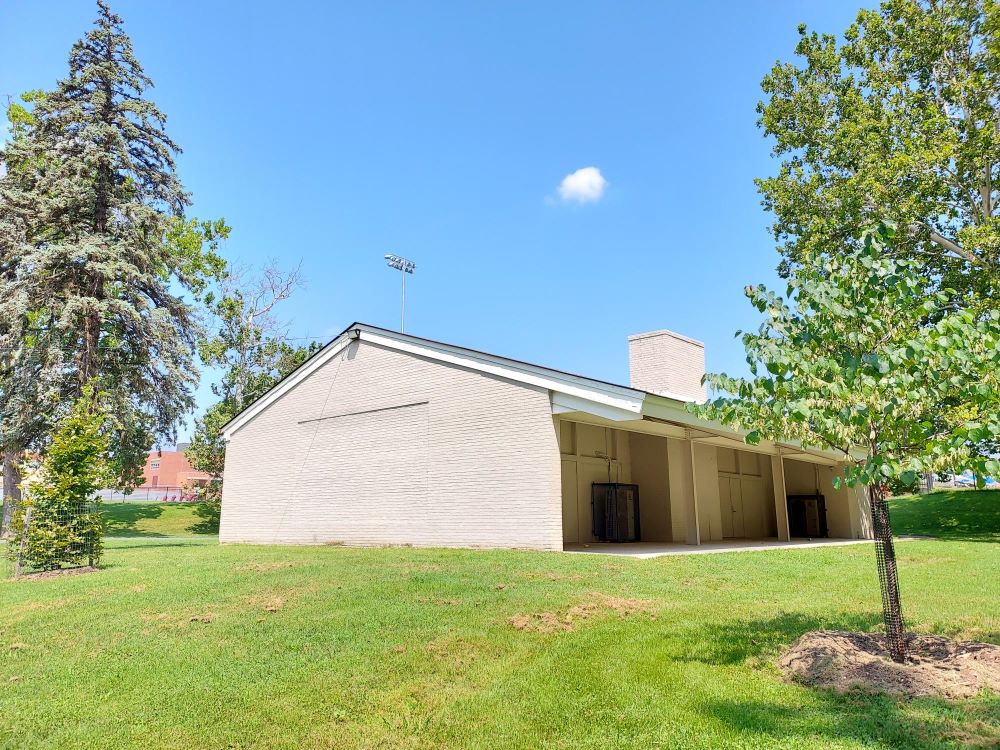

102,501,217,537
889,489,1000,542
1,492,998,749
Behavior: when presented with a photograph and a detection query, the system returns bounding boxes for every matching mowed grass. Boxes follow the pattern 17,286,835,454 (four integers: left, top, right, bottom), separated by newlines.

102,501,216,537
890,489,1000,542
1,493,998,749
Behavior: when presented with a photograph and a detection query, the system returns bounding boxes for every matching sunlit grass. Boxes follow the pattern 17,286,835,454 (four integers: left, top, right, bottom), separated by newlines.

890,489,1000,542
0,492,997,749
101,501,217,538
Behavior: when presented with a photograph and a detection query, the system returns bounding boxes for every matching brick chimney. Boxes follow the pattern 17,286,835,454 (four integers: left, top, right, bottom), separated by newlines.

627,329,706,402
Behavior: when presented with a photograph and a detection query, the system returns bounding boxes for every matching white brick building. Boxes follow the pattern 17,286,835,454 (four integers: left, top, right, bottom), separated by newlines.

219,323,872,550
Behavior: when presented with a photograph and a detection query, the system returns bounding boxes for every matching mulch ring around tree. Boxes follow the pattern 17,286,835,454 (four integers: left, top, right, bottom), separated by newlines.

780,630,1000,699
14,565,100,582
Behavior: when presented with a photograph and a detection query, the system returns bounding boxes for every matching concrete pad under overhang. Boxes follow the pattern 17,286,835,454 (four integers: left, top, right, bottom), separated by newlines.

563,537,922,560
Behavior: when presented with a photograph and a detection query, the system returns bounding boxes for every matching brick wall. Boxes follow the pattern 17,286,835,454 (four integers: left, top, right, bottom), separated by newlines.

627,329,706,402
220,339,564,550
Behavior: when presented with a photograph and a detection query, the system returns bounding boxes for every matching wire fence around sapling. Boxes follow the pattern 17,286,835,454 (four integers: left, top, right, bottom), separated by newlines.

8,500,103,579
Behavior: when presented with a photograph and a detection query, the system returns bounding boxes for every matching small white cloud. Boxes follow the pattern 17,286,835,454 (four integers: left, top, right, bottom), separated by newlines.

556,166,607,203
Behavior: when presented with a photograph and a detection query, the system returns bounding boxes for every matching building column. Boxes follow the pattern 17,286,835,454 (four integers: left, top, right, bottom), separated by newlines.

770,454,791,541
667,438,700,545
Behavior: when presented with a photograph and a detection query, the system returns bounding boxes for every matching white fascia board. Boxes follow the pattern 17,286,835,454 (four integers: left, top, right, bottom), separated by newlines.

641,394,849,464
222,325,645,440
359,329,644,417
550,392,642,422
221,333,355,440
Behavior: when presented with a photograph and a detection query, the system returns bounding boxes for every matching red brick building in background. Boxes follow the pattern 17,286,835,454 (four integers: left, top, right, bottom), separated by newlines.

139,443,214,490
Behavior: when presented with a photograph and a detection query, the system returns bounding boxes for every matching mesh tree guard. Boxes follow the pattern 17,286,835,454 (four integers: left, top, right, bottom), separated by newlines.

10,500,102,578
868,486,907,662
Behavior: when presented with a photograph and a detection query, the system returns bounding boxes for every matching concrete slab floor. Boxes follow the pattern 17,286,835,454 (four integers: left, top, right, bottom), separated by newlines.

563,537,921,560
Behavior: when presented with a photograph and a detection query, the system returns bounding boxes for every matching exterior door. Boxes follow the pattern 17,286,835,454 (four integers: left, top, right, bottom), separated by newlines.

740,477,767,538
719,476,745,537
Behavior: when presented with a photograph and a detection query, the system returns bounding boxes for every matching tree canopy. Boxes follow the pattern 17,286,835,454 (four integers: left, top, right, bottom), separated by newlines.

187,263,314,480
758,0,1000,302
0,1,224,490
699,224,1000,489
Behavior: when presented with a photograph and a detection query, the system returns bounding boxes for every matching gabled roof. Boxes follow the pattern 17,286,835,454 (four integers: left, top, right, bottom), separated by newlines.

221,321,670,440
219,321,851,466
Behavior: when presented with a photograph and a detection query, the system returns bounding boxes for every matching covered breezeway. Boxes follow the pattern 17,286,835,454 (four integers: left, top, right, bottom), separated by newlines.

555,410,872,552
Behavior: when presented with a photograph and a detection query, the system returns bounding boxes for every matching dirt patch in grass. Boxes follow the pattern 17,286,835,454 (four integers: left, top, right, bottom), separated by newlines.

245,595,285,613
142,610,218,629
244,585,315,614
508,592,655,634
14,566,100,581
425,636,481,669
780,630,1000,699
14,597,77,613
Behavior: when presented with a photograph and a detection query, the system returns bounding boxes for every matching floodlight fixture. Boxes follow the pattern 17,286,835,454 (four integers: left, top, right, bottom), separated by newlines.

384,253,416,331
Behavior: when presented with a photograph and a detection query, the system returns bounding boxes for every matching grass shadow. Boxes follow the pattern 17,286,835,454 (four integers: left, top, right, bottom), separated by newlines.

102,502,169,537
101,502,219,537
672,611,883,666
187,501,220,535
889,490,1000,543
104,538,217,551
679,610,1000,747
702,693,1000,749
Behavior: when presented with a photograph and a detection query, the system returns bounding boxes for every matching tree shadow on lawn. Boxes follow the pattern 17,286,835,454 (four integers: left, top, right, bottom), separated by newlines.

672,611,882,666
703,692,1000,749
102,503,217,537
102,502,169,537
680,611,1000,746
187,501,220,535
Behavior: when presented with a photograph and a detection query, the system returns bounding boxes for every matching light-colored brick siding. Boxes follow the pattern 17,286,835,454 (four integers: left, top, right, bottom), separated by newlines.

220,339,564,550
627,329,706,402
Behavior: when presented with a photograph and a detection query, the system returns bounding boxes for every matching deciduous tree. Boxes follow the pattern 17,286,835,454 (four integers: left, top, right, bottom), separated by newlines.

758,0,1000,303
186,263,316,528
698,224,1000,661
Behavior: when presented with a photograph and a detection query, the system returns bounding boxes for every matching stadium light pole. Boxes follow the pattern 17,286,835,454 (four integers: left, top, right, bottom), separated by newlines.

384,254,416,332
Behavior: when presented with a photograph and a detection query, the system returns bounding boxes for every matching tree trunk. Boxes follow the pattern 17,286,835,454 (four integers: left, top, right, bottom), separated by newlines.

80,310,102,388
868,484,907,662
2,448,23,537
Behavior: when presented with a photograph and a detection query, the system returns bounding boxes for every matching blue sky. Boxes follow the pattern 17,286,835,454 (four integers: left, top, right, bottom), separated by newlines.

1,1,863,437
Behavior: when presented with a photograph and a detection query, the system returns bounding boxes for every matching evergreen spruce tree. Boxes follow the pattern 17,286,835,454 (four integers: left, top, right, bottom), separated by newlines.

0,1,221,488
0,97,62,533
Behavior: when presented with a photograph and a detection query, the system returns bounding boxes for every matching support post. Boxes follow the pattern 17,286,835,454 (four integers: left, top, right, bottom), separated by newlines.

688,439,702,545
770,454,790,541
667,438,699,545
13,506,32,579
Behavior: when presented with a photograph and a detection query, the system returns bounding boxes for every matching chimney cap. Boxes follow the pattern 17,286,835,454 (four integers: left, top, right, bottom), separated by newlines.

627,329,704,348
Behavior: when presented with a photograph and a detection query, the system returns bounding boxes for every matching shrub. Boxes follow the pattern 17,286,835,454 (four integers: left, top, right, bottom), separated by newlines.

9,388,111,572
